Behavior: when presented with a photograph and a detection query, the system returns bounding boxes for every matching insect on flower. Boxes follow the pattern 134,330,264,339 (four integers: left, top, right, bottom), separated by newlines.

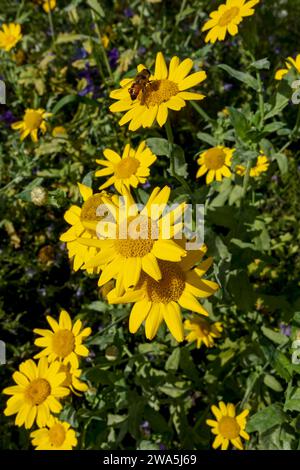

128,68,151,104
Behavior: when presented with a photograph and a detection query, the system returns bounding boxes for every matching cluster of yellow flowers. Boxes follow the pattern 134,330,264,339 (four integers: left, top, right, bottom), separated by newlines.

3,310,91,450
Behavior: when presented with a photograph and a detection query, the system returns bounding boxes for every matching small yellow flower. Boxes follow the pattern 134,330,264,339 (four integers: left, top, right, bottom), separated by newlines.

101,34,110,49
30,416,77,450
0,23,22,52
107,244,219,342
110,51,206,131
3,358,69,429
236,152,269,177
184,316,223,348
58,363,88,395
52,126,68,138
33,309,91,368
34,0,57,12
206,402,250,450
95,141,157,194
196,146,233,184
11,108,51,142
202,0,260,44
60,184,116,272
275,54,300,80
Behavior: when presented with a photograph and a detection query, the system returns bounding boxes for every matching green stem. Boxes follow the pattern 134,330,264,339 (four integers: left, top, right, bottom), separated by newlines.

91,11,113,81
133,0,146,51
46,1,56,46
165,119,193,197
242,159,252,198
292,104,300,139
256,70,265,129
190,101,212,123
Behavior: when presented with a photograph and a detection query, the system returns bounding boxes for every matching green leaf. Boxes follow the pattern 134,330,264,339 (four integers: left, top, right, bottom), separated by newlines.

82,171,94,188
274,152,288,176
265,81,291,119
250,58,271,70
263,374,283,392
227,107,249,141
146,138,169,156
261,326,289,345
87,0,104,17
227,270,255,311
165,348,180,371
247,403,286,433
56,33,88,44
196,132,217,147
218,64,258,90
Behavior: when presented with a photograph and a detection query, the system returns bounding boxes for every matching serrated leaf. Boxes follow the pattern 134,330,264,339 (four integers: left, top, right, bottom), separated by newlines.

218,64,258,90
247,403,286,433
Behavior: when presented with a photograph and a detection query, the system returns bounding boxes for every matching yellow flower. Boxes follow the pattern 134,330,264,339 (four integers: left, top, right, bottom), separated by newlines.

52,126,68,138
235,152,269,177
101,34,110,49
33,309,91,369
202,0,260,44
107,244,219,342
184,317,223,348
34,0,56,12
11,108,51,142
275,54,300,80
30,416,77,450
95,141,157,194
0,23,22,52
206,402,250,450
3,358,69,429
78,186,187,295
58,363,88,395
196,146,233,184
60,184,116,272
110,51,206,131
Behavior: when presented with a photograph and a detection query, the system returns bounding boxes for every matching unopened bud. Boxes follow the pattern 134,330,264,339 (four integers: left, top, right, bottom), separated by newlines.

31,187,48,206
105,345,119,361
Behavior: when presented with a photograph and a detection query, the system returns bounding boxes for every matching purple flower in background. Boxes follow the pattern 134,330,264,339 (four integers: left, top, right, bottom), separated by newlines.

124,7,134,18
78,63,101,98
0,109,16,126
279,323,291,337
159,444,167,450
109,48,119,69
142,181,151,189
224,83,233,92
138,46,146,57
140,421,151,438
73,47,88,61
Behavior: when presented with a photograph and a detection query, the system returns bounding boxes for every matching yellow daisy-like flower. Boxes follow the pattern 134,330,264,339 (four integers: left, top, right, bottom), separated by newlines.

33,310,91,369
206,402,250,450
236,153,269,177
107,244,219,342
78,186,187,295
58,363,88,395
11,108,51,142
34,0,57,13
202,0,260,43
109,51,206,131
0,23,22,52
95,142,157,194
3,358,69,429
60,184,116,272
184,316,223,348
30,416,77,450
196,146,233,184
275,54,300,80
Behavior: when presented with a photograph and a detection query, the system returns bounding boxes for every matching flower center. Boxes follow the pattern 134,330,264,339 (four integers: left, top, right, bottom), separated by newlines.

80,193,108,233
24,110,43,131
52,330,75,358
204,148,226,170
218,416,240,439
59,363,72,387
25,378,51,405
141,261,186,303
114,216,157,258
7,34,17,44
192,318,211,337
140,79,179,107
115,157,140,179
218,7,240,26
48,423,66,448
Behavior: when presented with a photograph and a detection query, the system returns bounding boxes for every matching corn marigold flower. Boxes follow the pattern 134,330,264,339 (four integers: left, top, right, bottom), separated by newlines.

58,363,88,395
11,108,51,142
202,0,260,44
3,358,69,429
0,23,22,52
110,51,206,131
196,146,234,184
184,317,223,348
236,153,269,177
107,244,219,342
33,310,91,369
206,402,250,450
34,0,56,12
30,416,77,450
95,142,157,194
78,186,186,295
275,54,300,80
60,184,116,272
